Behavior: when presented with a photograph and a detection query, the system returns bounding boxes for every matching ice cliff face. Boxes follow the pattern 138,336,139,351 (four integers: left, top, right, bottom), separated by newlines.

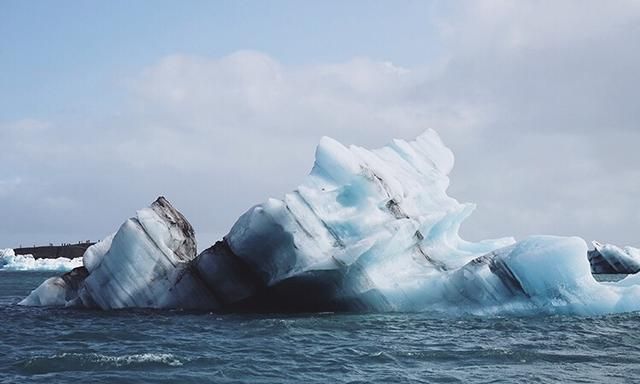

21,197,216,309
19,130,640,315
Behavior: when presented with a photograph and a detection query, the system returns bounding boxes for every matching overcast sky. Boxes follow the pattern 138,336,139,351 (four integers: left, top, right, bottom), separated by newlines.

1,1,638,249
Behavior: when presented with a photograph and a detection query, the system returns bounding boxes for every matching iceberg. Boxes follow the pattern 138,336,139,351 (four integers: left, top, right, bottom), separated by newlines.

17,266,88,306
19,130,640,315
20,197,216,308
588,241,640,274
0,248,83,272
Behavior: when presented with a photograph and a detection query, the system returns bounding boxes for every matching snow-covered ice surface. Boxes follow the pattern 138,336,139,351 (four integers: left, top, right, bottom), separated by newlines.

0,248,82,272
19,130,640,315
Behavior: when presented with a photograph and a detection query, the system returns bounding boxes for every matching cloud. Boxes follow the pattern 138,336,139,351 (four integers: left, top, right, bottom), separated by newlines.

1,2,639,248
424,0,640,244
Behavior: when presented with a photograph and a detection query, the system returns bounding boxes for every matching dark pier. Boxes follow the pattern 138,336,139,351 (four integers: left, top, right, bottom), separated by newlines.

13,242,95,259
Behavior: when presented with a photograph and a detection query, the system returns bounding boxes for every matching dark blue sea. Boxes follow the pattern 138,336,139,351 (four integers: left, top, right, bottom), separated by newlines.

1,271,639,383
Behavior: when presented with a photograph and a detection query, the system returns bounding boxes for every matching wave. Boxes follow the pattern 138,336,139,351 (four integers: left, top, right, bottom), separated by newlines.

52,352,183,367
20,352,184,374
0,248,82,272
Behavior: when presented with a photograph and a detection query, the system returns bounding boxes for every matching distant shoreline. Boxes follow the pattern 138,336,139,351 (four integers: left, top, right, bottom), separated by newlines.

13,243,95,259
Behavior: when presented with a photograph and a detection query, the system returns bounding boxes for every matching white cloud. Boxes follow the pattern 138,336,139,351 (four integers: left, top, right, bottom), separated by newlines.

1,2,639,248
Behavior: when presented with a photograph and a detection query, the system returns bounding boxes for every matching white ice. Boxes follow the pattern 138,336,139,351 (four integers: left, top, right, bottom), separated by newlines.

76,197,213,309
19,130,640,315
0,248,82,272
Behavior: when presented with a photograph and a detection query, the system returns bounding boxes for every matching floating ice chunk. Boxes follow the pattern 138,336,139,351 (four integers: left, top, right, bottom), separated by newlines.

78,196,215,309
18,267,88,306
21,197,217,309
438,236,623,315
0,248,82,272
588,241,640,274
19,130,640,316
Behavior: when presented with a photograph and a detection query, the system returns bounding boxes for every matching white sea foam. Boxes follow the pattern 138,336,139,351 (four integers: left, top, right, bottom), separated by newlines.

0,248,82,272
94,352,184,366
42,352,185,367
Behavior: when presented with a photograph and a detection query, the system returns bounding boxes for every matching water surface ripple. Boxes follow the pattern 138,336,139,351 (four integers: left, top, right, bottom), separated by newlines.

1,271,639,383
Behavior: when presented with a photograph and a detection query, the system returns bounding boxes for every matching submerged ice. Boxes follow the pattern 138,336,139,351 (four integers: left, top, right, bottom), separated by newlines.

20,130,640,315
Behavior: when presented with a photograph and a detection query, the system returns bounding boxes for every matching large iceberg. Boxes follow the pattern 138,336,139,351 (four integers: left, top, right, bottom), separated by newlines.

20,130,640,315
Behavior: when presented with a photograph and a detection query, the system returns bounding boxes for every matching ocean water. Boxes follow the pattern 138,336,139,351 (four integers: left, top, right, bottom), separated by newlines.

1,272,639,383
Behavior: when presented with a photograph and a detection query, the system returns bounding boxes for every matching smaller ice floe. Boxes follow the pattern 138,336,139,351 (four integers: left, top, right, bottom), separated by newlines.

0,248,83,272
18,266,88,306
588,241,640,274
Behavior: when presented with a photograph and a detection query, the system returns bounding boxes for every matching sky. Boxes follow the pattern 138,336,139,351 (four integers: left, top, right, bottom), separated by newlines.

1,0,639,250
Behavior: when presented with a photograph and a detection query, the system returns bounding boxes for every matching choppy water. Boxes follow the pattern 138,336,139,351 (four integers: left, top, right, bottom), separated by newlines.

1,271,639,383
